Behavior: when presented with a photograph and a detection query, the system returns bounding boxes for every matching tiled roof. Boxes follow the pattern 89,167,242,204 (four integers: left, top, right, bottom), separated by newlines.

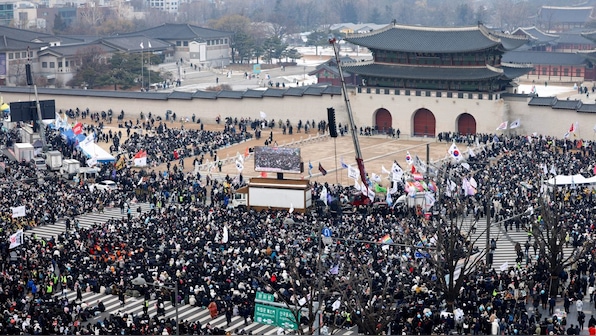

167,91,192,100
582,30,596,42
557,33,595,45
122,23,230,41
243,89,266,98
512,27,559,43
0,26,53,43
308,64,340,76
344,24,527,53
342,63,504,80
100,36,171,52
0,36,45,51
552,99,582,110
192,90,218,99
38,42,118,58
303,86,326,95
538,6,593,24
0,85,338,100
284,87,305,96
262,89,284,97
577,102,596,113
502,64,534,79
503,51,586,66
322,86,342,95
528,96,557,106
217,90,243,99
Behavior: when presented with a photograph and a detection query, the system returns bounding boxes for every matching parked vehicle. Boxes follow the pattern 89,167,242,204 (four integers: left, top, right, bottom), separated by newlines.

89,180,117,192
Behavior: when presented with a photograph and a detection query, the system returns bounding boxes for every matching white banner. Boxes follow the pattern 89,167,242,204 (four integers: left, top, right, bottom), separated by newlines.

133,157,147,167
11,205,26,218
9,229,23,249
347,165,359,180
86,157,98,167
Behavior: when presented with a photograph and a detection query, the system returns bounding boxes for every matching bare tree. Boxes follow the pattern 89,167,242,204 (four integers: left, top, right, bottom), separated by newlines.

533,196,594,296
424,209,487,312
332,259,398,335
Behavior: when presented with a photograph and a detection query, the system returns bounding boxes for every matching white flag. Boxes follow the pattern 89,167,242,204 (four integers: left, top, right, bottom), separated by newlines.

354,180,361,191
9,229,23,249
381,165,391,176
413,155,427,173
367,187,375,202
222,226,229,243
348,165,359,180
509,119,521,129
148,41,152,48
11,205,26,218
140,41,144,49
467,147,475,157
469,176,478,188
461,162,470,170
496,121,508,130
235,160,244,172
289,203,294,214
320,186,328,205
448,143,463,161
392,162,404,181
424,192,436,209
371,173,382,183
259,111,267,119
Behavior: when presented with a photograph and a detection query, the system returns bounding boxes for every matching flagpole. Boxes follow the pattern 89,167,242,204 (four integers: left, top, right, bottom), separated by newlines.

141,44,144,90
147,42,151,90
334,138,338,185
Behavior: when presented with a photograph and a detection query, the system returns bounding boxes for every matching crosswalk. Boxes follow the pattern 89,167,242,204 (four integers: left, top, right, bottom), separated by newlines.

461,215,576,270
28,204,355,335
26,203,153,239
56,289,356,335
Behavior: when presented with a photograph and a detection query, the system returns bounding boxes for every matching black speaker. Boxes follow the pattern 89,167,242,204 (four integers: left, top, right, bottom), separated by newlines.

25,64,33,86
327,107,338,138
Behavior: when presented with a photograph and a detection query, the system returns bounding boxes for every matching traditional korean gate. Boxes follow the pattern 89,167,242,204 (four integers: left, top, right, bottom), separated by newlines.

413,108,436,137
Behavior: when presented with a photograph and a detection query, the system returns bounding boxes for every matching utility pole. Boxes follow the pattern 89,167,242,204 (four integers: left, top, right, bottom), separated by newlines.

26,46,47,151
485,199,492,266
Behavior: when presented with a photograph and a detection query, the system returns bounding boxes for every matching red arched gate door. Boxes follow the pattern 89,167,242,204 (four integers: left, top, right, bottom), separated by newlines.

374,108,392,133
413,108,436,137
457,113,476,135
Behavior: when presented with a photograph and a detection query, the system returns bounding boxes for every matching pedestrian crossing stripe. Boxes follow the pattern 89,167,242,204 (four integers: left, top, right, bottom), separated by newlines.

56,289,356,335
26,203,153,239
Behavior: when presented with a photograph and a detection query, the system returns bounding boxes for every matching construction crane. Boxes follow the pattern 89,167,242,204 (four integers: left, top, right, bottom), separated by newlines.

328,37,368,191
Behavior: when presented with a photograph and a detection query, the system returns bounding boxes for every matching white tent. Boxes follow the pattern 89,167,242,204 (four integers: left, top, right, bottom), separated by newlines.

78,142,115,164
545,174,590,186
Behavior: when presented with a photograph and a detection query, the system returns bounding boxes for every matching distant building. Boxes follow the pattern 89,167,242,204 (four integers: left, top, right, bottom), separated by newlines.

337,23,532,136
308,56,358,86
536,6,594,32
509,26,596,82
121,23,231,69
0,23,230,86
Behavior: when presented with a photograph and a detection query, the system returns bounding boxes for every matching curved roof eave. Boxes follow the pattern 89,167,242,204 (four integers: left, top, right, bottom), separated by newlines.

342,63,504,81
345,23,527,53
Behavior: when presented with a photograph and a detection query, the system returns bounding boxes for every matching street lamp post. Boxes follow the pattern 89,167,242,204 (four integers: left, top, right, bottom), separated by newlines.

132,275,179,336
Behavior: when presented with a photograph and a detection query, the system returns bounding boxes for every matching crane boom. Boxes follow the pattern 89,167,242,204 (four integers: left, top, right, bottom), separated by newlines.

329,38,368,187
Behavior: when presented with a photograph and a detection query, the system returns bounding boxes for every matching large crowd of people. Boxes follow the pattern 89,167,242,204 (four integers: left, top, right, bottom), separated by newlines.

0,112,595,335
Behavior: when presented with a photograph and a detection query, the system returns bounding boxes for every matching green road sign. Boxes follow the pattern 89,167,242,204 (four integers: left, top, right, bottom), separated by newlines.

256,291,275,302
254,303,299,330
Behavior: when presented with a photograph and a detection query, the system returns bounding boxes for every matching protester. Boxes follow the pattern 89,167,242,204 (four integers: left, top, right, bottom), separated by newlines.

1,113,595,335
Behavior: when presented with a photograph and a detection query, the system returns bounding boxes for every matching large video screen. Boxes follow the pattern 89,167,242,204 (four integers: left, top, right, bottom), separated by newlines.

254,146,301,174
9,100,55,122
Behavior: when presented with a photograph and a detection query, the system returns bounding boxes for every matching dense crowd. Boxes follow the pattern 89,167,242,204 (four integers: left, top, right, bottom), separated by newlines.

1,115,596,335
